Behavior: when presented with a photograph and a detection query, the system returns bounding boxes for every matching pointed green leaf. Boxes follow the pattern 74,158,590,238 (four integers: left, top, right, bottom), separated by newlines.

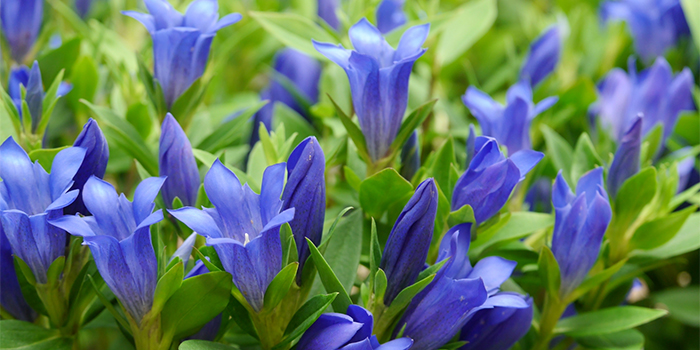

263,262,298,311
306,238,352,313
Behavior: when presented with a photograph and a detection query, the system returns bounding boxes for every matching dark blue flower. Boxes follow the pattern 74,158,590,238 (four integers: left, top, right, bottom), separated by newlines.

168,160,294,311
380,178,437,305
314,19,429,162
452,136,544,225
607,116,642,199
281,137,325,284
65,118,109,215
463,81,557,154
318,0,340,30
0,137,85,284
551,168,612,297
399,131,420,180
459,294,533,350
159,113,200,208
0,0,43,62
297,304,413,350
123,0,242,107
0,226,36,321
49,176,165,322
520,26,561,87
601,0,690,60
376,0,406,34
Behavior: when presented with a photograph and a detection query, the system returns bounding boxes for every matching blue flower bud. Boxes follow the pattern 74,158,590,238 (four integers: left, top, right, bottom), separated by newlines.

8,62,70,134
159,113,200,207
607,116,642,199
318,0,340,30
25,62,44,133
399,131,420,180
376,0,406,34
65,118,109,215
314,19,429,161
460,294,533,350
520,26,561,87
0,0,43,62
75,0,93,18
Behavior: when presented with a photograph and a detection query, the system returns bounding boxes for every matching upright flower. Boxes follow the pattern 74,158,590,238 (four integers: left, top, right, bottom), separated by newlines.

49,176,165,322
0,137,85,284
123,0,242,108
297,304,413,350
462,81,557,154
313,19,430,162
376,0,406,34
520,26,562,87
65,118,109,215
607,116,642,199
159,113,200,207
0,0,43,62
452,136,544,225
169,160,294,311
380,178,437,305
551,168,612,297
399,131,420,180
459,295,533,350
600,0,690,60
318,0,339,30
281,137,325,284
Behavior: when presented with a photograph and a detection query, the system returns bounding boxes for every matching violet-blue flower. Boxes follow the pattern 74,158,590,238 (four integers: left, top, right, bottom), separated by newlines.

0,0,43,62
399,131,420,180
376,0,406,34
520,26,562,87
459,294,533,350
0,225,36,321
75,0,94,18
607,116,642,199
318,0,340,30
65,118,109,215
159,113,200,208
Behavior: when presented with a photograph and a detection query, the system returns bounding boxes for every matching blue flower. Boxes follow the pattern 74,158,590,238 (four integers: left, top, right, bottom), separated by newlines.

520,26,562,87
0,227,36,321
281,137,325,284
313,19,429,162
0,137,86,284
551,168,612,297
123,0,242,108
318,0,340,30
462,81,557,154
168,160,294,311
399,131,420,180
459,294,533,350
75,0,94,18
600,0,690,60
66,118,109,215
376,0,406,34
297,304,413,350
607,116,642,199
49,176,165,322
525,178,553,213
0,0,43,62
590,57,694,146
452,136,544,225
159,113,200,208
380,178,438,305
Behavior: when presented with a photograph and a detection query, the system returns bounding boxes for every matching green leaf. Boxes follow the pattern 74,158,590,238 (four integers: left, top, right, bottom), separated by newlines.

447,205,476,227
428,137,456,199
574,329,644,350
276,293,338,349
0,320,72,350
389,100,437,154
636,213,700,260
316,209,363,293
553,306,667,337
436,0,497,65
263,262,298,311
374,269,388,304
653,286,700,327
67,55,99,115
273,103,318,146
571,133,604,184
179,340,239,350
369,218,382,289
387,273,435,312
258,123,279,165
37,37,81,87
196,101,265,153
344,166,363,192
629,205,697,251
126,102,152,140
249,11,337,59
541,125,574,184
306,238,352,313
87,274,130,331
640,124,663,165
27,146,70,171
567,259,627,303
45,256,65,285
471,212,553,256
608,167,657,245
151,261,184,316
38,70,65,135
170,78,207,130
359,168,413,218
538,246,561,298
681,0,700,52
192,149,219,168
329,95,372,164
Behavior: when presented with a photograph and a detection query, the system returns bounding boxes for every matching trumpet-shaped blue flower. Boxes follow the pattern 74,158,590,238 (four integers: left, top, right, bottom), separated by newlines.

601,0,690,60
459,294,533,350
66,118,109,215
0,137,85,284
49,176,165,322
399,131,420,180
313,19,429,161
0,0,42,62
281,137,325,284
607,116,642,199
318,0,340,30
159,113,200,207
376,0,406,34
0,226,36,321
123,0,242,108
590,57,694,146
380,178,437,305
169,160,294,311
298,304,413,350
463,81,557,154
452,136,544,225
520,26,562,87
551,168,612,297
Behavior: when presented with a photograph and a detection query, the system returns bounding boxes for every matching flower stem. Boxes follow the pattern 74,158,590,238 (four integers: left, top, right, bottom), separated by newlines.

532,294,566,350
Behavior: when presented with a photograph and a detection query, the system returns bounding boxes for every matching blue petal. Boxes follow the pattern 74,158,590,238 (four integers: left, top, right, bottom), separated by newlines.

394,23,429,62
576,167,607,202
509,150,544,181
122,11,156,33
152,27,201,107
144,0,183,30
168,207,223,238
119,229,157,319
159,113,200,208
462,87,502,138
204,160,248,239
607,116,642,199
45,190,79,212
297,313,363,350
317,0,340,29
183,0,219,32
171,232,198,264
2,210,49,283
552,172,575,208
0,137,48,214
468,256,517,293
341,339,374,350
48,214,95,237
49,146,86,201
348,18,393,65
67,118,110,216
26,62,43,133
313,41,351,68
533,96,558,117
520,26,561,86
346,304,374,342
259,163,286,225
376,338,413,350
376,0,407,34
209,13,242,33
82,176,134,240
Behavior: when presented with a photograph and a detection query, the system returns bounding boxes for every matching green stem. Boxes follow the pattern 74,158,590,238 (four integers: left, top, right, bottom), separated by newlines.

532,294,566,350
35,283,68,329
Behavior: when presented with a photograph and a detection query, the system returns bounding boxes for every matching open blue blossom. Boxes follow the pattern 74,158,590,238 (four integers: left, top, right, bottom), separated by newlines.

0,137,85,284
298,304,413,350
601,0,690,60
399,131,420,180
452,136,544,225
551,168,612,297
520,26,562,87
281,137,325,284
66,118,109,215
169,160,294,311
463,81,557,154
607,116,642,199
590,57,694,146
313,19,429,161
49,176,165,322
0,0,43,62
318,0,340,30
460,294,533,350
376,0,406,34
0,227,36,321
159,113,200,207
380,178,437,305
123,0,242,107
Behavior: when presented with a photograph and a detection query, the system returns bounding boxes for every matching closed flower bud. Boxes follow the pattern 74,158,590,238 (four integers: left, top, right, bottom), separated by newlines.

0,0,43,62
520,26,562,87
399,131,420,180
159,113,200,207
66,118,109,215
607,116,642,199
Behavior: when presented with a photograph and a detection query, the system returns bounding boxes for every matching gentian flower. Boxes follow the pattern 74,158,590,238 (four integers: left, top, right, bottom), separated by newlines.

169,160,294,311
0,227,36,321
607,116,642,199
281,137,325,284
49,176,165,322
185,260,222,340
159,113,200,208
525,178,553,213
318,0,339,30
0,0,43,62
123,0,242,108
297,304,413,349
590,57,694,146
0,137,86,284
459,294,533,350
376,0,407,34
399,131,420,180
65,118,109,215
380,178,437,305
600,0,690,60
452,136,544,225
75,0,93,18
313,19,430,162
520,26,562,87
551,168,612,297
462,81,557,154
